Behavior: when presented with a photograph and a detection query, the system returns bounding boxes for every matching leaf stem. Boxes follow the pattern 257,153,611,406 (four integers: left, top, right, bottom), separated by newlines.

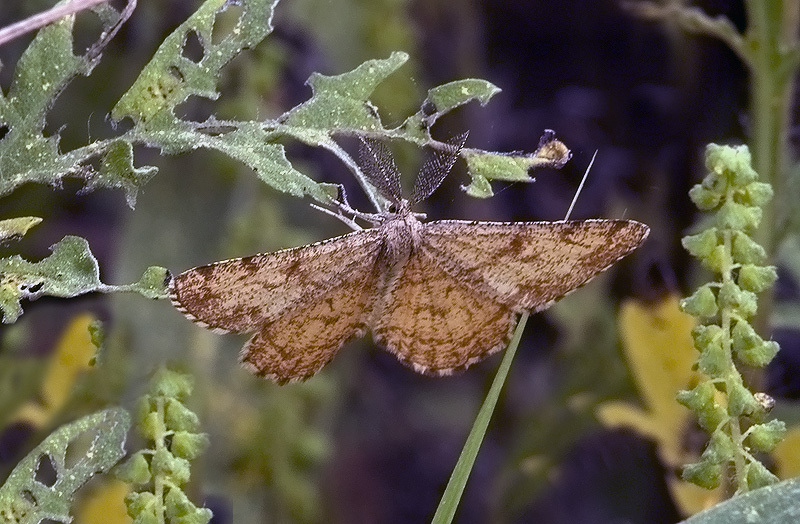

431,312,529,524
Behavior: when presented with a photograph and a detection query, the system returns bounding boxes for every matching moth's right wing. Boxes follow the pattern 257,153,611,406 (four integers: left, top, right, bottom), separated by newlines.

168,228,384,334
420,219,649,313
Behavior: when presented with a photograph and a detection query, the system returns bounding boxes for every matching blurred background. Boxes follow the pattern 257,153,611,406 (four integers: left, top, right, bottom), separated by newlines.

1,1,797,523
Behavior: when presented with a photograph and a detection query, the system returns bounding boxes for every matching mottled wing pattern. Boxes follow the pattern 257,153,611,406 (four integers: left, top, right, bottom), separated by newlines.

420,219,649,312
372,248,516,375
240,266,379,383
169,228,383,333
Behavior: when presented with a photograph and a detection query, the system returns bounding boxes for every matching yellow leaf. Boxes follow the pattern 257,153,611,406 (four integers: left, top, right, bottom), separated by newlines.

596,295,724,516
773,426,800,478
597,295,697,462
619,295,697,418
13,313,97,426
74,478,132,524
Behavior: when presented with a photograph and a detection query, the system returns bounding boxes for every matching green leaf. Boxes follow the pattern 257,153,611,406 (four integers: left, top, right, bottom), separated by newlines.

427,79,500,113
0,237,165,323
279,51,409,137
94,140,159,208
207,124,339,200
0,236,103,323
679,477,800,523
113,0,278,123
461,132,571,197
0,408,130,524
0,217,42,243
111,0,336,203
402,79,501,135
0,16,89,195
0,5,147,203
123,266,171,299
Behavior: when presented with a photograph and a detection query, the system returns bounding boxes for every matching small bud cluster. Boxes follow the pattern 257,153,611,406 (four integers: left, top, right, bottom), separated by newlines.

116,368,211,524
678,144,784,493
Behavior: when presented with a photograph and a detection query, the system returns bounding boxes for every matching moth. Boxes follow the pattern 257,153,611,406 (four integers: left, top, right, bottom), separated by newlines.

169,134,649,383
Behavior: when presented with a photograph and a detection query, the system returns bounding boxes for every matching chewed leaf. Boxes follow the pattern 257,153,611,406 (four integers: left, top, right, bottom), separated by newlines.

461,131,572,197
279,52,409,140
427,79,500,113
402,79,501,137
208,124,339,201
0,408,130,524
0,5,143,201
0,217,42,243
0,237,168,323
119,265,171,299
0,236,102,323
113,0,278,123
93,140,158,208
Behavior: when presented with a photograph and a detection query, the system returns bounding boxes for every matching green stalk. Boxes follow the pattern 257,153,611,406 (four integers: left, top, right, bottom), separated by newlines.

742,1,798,337
431,312,529,524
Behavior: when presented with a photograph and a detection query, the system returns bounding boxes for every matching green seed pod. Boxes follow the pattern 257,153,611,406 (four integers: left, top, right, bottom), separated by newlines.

125,492,158,518
116,451,152,485
738,340,780,368
682,228,720,260
727,381,759,417
742,181,773,207
165,398,200,432
745,461,780,490
151,368,194,401
165,487,195,518
731,231,766,264
682,460,722,490
681,285,719,317
746,420,787,453
717,281,757,318
689,184,722,210
738,264,777,293
172,431,210,460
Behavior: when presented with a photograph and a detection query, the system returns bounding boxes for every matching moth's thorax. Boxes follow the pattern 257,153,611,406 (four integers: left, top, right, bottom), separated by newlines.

379,200,423,262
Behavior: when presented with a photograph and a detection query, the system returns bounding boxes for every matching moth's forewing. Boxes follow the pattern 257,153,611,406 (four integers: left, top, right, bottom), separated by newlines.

420,219,649,312
169,229,384,333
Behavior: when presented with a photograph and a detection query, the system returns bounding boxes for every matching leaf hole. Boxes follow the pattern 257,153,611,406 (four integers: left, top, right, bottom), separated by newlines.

19,281,43,294
211,3,244,45
182,30,205,63
168,65,186,83
35,454,58,487
65,429,97,469
0,124,9,140
21,488,36,505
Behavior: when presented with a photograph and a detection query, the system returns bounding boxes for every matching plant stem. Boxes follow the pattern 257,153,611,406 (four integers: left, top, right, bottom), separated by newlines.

742,0,799,337
719,224,752,493
431,312,529,524
155,397,166,524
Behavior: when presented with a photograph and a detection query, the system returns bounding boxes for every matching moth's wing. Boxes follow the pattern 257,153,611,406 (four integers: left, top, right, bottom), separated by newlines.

420,219,649,312
169,228,383,333
240,266,379,383
372,249,516,375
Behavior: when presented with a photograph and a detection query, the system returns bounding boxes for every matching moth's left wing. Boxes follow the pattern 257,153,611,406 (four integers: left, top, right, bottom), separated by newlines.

420,219,649,312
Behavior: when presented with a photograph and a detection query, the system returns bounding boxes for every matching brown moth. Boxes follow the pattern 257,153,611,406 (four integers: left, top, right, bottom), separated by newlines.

169,134,649,383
